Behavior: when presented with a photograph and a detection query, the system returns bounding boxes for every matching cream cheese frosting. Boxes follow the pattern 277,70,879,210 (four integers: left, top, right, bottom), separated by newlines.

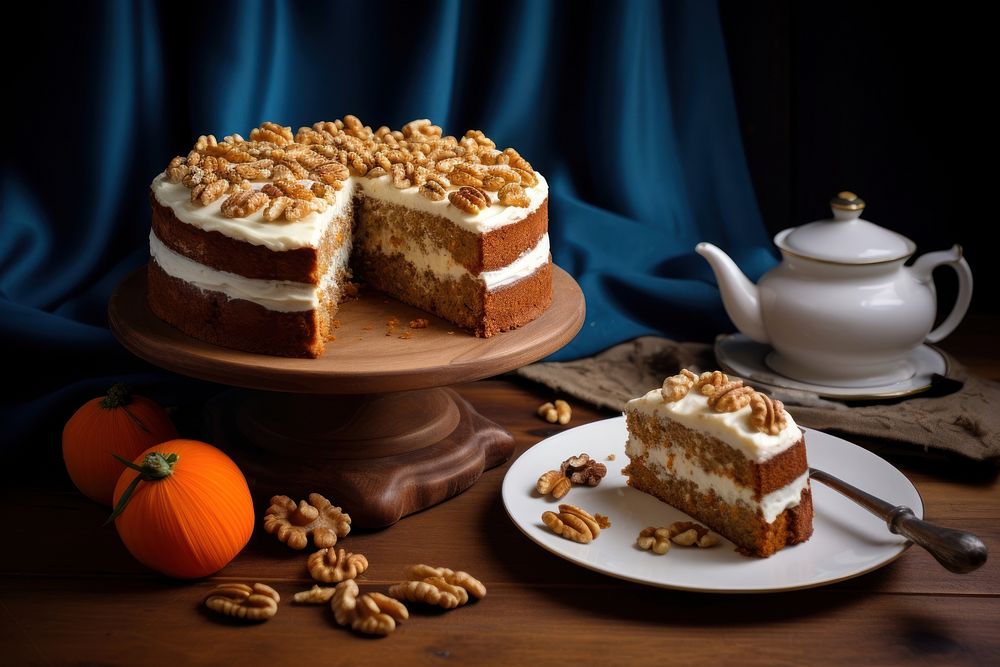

626,387,801,464
151,227,549,312
625,434,809,524
151,173,354,252
151,170,548,251
149,231,340,312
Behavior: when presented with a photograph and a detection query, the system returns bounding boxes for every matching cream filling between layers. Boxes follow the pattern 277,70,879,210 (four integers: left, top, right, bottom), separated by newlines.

149,231,350,312
361,226,551,291
151,171,549,250
626,388,801,463
625,434,809,524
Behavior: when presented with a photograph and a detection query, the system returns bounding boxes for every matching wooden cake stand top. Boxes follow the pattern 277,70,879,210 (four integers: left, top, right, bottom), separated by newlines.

109,265,586,394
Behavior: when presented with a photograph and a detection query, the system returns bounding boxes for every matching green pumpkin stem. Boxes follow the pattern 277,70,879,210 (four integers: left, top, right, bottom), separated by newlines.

104,452,179,526
100,383,152,434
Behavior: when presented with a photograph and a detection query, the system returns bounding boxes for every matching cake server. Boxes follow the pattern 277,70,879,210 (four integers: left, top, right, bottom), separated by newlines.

809,467,987,573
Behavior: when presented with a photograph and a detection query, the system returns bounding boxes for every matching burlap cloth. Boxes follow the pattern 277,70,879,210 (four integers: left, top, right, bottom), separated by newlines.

517,337,1000,462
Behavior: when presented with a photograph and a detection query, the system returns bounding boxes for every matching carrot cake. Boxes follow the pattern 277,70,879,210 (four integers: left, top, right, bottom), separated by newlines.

148,117,551,357
623,370,813,557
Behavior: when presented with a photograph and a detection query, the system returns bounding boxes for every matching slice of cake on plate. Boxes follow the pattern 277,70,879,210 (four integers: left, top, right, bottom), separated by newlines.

623,369,813,557
148,117,551,358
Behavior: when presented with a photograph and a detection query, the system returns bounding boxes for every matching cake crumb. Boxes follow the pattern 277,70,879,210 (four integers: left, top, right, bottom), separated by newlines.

409,318,429,329
606,453,616,461
447,331,455,335
331,319,341,329
398,332,413,340
385,317,399,336
362,325,373,331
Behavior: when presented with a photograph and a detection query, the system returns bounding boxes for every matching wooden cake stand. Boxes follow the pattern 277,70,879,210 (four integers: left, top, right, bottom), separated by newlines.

108,266,585,527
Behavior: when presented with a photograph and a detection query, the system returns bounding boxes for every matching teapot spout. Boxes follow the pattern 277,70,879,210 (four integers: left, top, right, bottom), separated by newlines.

695,242,770,344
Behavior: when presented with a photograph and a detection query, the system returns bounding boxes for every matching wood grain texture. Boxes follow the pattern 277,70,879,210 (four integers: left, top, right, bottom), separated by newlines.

108,265,586,393
2,320,997,666
206,387,515,528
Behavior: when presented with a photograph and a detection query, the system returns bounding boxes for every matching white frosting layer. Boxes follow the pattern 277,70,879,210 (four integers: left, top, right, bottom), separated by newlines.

151,170,548,250
626,387,801,464
625,434,810,524
151,173,356,252
149,231,350,312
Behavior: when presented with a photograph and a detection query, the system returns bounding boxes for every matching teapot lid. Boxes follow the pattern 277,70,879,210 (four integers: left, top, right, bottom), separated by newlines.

774,192,916,264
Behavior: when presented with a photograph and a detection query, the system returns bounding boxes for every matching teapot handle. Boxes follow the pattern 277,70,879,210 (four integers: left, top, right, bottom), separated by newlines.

913,245,974,344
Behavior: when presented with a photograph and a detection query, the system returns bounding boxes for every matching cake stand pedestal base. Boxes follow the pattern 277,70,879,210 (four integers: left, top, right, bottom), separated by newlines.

204,387,514,527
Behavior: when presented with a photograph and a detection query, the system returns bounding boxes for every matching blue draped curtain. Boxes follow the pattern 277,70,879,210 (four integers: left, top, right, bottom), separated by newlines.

1,0,776,448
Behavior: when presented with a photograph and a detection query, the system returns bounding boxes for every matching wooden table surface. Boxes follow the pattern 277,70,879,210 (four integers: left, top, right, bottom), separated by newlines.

2,317,998,666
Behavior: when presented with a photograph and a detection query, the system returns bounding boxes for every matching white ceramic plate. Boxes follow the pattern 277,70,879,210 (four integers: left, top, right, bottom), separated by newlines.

502,417,922,593
715,333,948,400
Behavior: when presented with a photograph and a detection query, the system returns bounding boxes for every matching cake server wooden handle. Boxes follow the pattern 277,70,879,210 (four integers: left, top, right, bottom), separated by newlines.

808,467,988,574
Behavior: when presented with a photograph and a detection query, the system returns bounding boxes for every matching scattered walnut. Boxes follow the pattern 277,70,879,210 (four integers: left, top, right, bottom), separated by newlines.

409,318,428,329
541,504,601,544
537,401,558,423
607,453,616,461
220,189,268,218
308,547,369,583
668,521,718,547
293,584,336,604
263,493,351,550
331,580,408,636
750,392,788,435
594,513,612,529
553,399,572,425
498,182,530,207
388,579,465,609
204,583,279,621
661,369,697,401
388,564,486,610
536,470,571,499
560,453,607,486
637,527,672,554
402,565,487,600
448,185,491,213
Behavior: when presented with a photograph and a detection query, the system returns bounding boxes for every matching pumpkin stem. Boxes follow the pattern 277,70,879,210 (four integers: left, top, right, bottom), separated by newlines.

101,383,134,409
100,383,152,434
104,452,180,525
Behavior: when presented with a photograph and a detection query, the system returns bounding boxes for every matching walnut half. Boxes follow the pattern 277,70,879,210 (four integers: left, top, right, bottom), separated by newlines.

204,583,279,621
560,453,607,486
263,493,352,550
331,580,408,636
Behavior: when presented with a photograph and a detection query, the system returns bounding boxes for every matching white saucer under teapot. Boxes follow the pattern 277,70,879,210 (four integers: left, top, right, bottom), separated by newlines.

697,192,973,388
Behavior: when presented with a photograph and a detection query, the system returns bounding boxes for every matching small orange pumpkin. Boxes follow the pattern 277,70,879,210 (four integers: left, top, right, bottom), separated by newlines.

111,439,254,579
62,383,177,505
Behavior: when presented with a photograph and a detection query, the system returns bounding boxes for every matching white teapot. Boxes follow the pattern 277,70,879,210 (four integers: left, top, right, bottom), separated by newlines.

696,192,973,388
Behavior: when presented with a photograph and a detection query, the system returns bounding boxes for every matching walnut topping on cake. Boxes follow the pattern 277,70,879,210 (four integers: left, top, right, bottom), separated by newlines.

661,369,697,401
660,369,790,435
750,392,788,435
161,117,541,222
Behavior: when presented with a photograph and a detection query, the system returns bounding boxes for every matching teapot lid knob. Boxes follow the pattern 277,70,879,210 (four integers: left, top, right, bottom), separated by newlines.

830,191,866,212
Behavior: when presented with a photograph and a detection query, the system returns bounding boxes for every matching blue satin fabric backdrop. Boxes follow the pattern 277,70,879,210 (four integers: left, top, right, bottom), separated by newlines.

1,0,776,447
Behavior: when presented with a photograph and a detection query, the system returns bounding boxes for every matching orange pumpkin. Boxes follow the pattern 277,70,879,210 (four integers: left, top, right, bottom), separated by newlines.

111,439,254,579
62,383,177,505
